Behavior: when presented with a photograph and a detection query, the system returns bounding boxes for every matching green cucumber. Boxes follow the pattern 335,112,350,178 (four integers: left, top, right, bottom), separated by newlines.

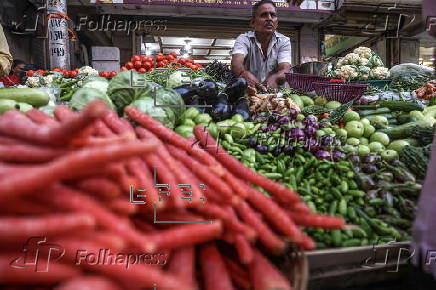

379,100,425,112
358,107,391,117
0,88,49,107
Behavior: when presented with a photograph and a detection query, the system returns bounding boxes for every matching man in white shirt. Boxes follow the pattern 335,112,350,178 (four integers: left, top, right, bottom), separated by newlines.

231,0,292,90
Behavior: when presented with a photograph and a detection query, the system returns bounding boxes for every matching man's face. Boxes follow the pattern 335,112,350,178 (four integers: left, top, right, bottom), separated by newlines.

251,3,278,34
13,64,25,76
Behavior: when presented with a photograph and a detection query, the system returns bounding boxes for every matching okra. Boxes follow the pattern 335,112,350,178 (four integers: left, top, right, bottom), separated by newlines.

339,180,349,194
262,172,283,180
369,198,385,206
348,190,365,197
224,134,234,143
329,201,338,215
347,207,357,221
342,239,362,247
331,230,342,246
331,188,343,199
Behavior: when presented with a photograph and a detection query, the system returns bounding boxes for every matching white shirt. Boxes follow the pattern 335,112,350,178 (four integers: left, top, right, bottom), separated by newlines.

232,31,292,83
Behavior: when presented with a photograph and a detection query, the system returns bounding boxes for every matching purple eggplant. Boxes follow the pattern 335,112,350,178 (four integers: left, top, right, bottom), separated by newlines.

348,153,361,164
278,116,291,125
255,144,268,154
305,139,320,153
315,150,331,160
288,109,298,119
289,128,305,141
332,151,346,161
304,126,317,138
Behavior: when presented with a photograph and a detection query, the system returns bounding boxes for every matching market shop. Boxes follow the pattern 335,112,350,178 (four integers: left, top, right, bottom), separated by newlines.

0,0,435,289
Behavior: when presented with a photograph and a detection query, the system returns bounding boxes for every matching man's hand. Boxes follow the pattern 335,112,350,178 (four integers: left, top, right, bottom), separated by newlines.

266,75,279,90
241,70,264,90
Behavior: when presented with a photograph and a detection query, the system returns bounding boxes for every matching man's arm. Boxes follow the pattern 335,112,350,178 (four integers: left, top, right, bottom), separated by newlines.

231,54,262,89
0,25,12,77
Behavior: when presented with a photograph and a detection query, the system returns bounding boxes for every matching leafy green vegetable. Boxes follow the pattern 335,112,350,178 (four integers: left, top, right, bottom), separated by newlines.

128,98,176,129
70,87,114,111
82,80,109,95
107,70,152,110
167,71,191,88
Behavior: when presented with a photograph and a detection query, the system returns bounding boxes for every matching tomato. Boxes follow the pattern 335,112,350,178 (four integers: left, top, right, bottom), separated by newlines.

70,71,78,78
161,60,168,67
53,68,61,72
156,54,164,62
178,58,186,65
190,65,199,70
131,55,141,62
109,71,117,77
166,55,175,62
120,66,128,71
26,70,35,77
143,61,152,69
125,62,134,70
140,55,148,62
169,52,177,58
138,68,146,73
134,61,142,70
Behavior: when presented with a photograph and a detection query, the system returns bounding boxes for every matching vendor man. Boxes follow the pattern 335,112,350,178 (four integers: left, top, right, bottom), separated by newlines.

231,0,292,90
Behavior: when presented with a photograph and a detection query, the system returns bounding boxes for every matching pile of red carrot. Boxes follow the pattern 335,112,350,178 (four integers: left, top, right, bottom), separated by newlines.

0,100,346,290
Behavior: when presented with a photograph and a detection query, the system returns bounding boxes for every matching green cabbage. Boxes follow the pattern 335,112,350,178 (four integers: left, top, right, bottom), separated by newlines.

70,87,114,111
128,98,176,129
82,80,109,94
107,70,152,110
167,71,191,88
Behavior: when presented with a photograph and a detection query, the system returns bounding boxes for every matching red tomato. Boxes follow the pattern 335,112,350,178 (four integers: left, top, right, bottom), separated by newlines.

53,68,61,72
131,55,141,62
138,68,146,73
156,54,164,62
70,71,78,78
134,61,142,70
169,52,177,58
190,65,199,70
120,66,127,71
140,55,147,62
143,61,152,69
125,62,134,70
63,71,70,77
178,58,186,65
166,55,175,62
111,71,117,77
161,60,168,66
26,70,35,77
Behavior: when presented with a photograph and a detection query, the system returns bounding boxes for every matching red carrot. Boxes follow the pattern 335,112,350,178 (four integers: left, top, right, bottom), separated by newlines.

55,276,123,290
0,213,96,239
288,201,311,213
151,211,205,223
56,239,193,290
167,247,198,290
288,212,345,229
0,144,67,163
194,204,256,241
235,200,287,255
248,249,292,290
193,125,301,205
137,128,203,208
0,255,81,285
223,257,251,289
53,105,77,122
145,221,223,252
75,177,122,199
103,110,135,135
26,108,57,125
242,183,303,243
234,234,254,265
108,198,138,216
296,233,316,250
60,231,126,251
0,198,51,216
200,242,234,290
125,106,218,167
0,135,28,145
94,120,115,137
166,144,234,203
0,140,158,201
37,184,154,252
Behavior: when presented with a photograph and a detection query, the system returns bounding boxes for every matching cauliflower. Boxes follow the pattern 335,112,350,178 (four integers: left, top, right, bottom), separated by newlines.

353,47,372,59
361,74,369,80
344,53,360,65
336,57,345,68
339,65,359,80
358,66,371,74
25,76,41,88
359,58,369,66
43,74,55,84
79,66,99,76
370,67,390,79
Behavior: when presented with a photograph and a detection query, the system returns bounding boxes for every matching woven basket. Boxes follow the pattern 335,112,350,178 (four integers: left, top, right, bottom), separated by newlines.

272,247,309,290
285,73,330,92
313,82,369,103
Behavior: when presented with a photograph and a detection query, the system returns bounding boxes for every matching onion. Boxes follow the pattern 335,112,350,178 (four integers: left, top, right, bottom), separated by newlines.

315,150,331,160
304,126,317,138
332,151,346,161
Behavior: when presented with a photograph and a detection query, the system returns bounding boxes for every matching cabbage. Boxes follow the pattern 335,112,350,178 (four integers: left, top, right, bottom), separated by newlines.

154,87,185,120
167,71,191,88
38,105,56,116
70,87,114,111
82,80,109,94
107,70,152,110
128,98,176,129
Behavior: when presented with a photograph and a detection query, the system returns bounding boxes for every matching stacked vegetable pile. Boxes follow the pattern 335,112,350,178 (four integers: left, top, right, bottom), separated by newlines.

0,100,346,289
121,53,202,73
330,47,390,81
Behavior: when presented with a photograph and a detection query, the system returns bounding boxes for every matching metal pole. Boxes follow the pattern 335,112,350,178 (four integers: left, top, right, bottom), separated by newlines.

47,0,70,69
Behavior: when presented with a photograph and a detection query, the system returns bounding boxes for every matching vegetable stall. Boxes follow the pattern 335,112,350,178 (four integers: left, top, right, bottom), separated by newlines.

0,48,434,289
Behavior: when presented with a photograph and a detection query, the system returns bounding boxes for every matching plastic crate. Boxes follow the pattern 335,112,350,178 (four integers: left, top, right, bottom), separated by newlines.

351,79,392,89
313,82,369,103
285,73,330,92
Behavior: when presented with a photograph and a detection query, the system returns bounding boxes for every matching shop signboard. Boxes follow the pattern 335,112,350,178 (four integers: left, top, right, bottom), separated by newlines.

89,0,336,12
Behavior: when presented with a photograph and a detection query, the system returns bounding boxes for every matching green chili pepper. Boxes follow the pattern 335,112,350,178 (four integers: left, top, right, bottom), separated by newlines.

331,188,343,199
224,134,234,143
348,190,365,197
347,180,359,189
289,175,297,191
262,172,283,180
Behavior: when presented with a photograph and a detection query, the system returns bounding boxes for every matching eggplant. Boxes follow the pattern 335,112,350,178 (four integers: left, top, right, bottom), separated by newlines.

208,93,232,121
196,79,219,100
232,98,251,121
189,95,208,113
224,77,247,103
173,84,198,103
356,173,377,191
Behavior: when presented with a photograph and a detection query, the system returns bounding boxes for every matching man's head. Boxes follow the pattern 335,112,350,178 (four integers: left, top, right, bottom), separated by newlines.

250,0,278,35
11,60,26,76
